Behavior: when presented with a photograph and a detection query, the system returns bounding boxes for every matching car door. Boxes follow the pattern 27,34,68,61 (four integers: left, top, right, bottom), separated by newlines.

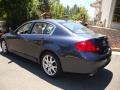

7,22,33,54
19,22,55,61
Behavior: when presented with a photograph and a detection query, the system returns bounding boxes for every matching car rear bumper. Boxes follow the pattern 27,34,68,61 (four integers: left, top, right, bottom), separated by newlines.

60,55,111,74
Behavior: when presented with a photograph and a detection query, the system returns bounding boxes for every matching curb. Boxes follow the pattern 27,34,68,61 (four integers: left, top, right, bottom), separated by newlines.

112,48,120,52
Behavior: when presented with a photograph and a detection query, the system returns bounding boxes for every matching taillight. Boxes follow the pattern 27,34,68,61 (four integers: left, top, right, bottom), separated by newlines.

75,40,100,52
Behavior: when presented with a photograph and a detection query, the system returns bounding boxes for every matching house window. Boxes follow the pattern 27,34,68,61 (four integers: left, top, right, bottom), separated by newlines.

113,0,120,23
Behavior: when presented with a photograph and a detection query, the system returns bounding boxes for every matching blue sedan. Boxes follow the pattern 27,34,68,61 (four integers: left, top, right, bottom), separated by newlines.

0,19,111,77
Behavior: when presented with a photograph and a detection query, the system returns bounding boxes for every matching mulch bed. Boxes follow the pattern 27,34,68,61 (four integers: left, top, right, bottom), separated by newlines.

89,26,120,49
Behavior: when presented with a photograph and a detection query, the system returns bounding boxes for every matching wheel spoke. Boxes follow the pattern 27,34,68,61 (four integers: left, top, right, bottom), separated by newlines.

51,66,57,73
43,64,48,69
48,68,52,75
43,56,49,63
46,55,49,61
52,66,57,69
50,57,55,64
43,58,48,64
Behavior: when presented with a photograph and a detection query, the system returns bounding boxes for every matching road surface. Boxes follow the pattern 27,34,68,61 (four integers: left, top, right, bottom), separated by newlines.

0,48,120,90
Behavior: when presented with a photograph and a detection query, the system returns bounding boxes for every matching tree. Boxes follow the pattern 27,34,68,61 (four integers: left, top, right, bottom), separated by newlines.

0,0,89,29
65,5,70,15
69,5,89,21
39,0,54,19
39,0,50,13
0,0,40,29
50,1,65,19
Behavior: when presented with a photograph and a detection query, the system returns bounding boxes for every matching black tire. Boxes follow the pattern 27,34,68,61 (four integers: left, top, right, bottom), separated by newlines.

1,40,8,54
41,52,62,77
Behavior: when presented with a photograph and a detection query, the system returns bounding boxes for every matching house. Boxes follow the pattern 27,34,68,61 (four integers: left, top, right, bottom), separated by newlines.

91,0,120,29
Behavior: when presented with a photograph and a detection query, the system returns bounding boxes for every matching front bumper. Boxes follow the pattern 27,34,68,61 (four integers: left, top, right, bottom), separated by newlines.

60,56,111,74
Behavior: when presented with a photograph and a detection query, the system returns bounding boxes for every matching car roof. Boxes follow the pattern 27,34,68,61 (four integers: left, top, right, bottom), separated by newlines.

28,19,71,24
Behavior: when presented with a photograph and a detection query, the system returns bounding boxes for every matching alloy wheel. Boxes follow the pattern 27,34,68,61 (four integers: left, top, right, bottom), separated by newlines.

42,55,58,76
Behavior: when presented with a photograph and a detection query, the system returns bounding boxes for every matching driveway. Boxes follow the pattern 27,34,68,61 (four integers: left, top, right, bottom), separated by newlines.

0,48,120,90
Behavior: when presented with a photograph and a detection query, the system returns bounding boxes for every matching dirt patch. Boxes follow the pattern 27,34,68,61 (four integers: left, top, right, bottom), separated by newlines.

89,26,120,49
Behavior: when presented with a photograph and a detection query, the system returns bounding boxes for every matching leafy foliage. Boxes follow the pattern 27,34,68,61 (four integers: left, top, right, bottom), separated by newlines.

50,1,65,19
0,0,89,29
0,0,40,29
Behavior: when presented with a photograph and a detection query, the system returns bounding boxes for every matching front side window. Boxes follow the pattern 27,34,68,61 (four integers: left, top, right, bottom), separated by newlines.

17,23,32,34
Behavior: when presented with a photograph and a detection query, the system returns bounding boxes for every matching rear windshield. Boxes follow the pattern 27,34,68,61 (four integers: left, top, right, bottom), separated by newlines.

60,22,95,34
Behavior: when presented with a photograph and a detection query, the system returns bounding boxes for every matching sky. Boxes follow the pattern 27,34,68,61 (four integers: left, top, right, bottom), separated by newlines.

60,0,96,18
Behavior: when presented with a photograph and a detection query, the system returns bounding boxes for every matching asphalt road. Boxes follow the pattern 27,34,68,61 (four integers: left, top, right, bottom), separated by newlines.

0,48,120,90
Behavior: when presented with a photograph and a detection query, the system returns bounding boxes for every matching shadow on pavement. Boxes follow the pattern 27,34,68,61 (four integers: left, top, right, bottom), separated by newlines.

0,52,113,90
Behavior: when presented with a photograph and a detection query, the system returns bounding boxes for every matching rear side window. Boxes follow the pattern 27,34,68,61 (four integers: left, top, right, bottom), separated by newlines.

31,23,47,34
43,24,54,34
31,22,54,35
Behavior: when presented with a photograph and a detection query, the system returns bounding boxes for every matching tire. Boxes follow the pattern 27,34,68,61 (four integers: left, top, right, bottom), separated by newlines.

41,52,62,77
1,40,8,54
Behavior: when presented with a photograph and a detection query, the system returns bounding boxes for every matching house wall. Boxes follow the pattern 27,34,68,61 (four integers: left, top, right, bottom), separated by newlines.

101,0,116,28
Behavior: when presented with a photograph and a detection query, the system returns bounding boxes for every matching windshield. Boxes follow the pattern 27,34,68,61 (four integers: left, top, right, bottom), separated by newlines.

60,22,95,34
